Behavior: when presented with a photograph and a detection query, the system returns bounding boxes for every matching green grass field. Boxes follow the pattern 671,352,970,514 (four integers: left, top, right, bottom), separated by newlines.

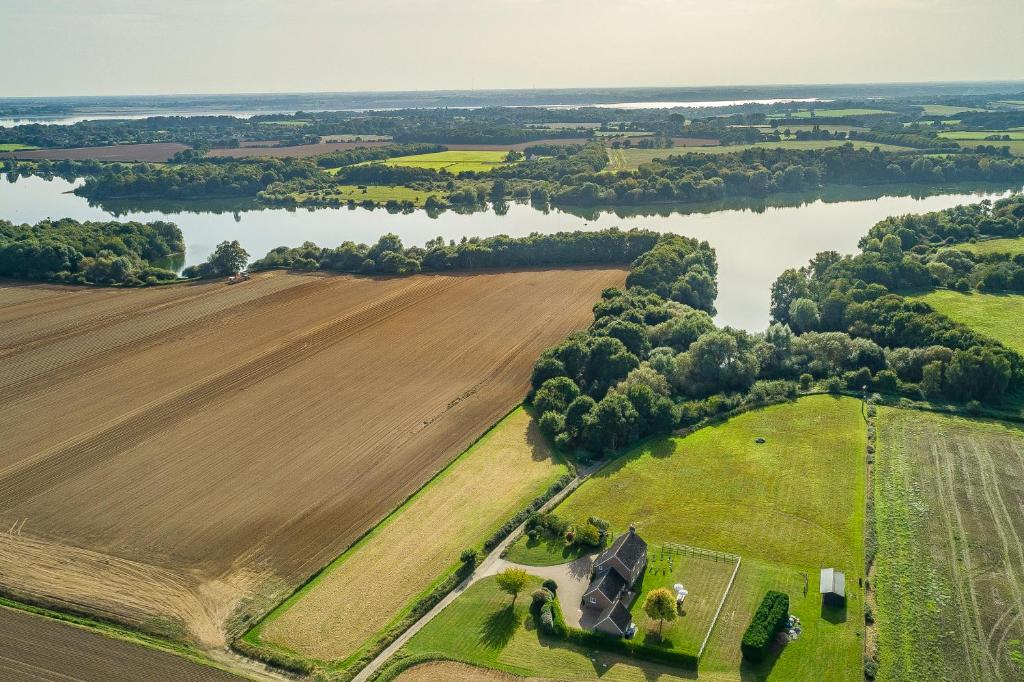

938,130,1024,141
394,576,697,682
783,108,895,119
402,396,866,680
383,150,515,175
605,140,914,171
913,289,1024,354
248,408,568,667
289,183,437,206
955,139,1024,157
874,408,1024,681
0,143,39,151
919,104,986,116
958,236,1024,257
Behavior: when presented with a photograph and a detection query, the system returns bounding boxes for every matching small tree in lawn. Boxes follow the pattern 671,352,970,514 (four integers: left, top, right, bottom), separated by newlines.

496,568,529,606
643,588,678,639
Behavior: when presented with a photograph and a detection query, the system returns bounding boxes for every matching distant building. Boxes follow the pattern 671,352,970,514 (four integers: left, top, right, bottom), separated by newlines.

820,568,846,608
583,525,647,637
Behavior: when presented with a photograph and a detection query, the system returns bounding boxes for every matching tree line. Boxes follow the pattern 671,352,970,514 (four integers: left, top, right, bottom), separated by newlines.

249,228,662,276
529,200,1024,459
769,194,1024,403
0,218,183,285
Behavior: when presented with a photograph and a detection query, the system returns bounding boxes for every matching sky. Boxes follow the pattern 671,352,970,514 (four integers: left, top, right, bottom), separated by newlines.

2,0,1023,97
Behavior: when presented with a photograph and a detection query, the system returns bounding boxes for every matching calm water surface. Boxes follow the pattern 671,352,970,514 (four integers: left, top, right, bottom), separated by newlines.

0,176,1016,330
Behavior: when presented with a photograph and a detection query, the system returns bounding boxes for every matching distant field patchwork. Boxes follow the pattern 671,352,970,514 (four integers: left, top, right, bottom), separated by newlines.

383,150,515,174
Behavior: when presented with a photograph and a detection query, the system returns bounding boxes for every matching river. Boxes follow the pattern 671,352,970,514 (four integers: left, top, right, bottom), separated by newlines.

0,175,1017,330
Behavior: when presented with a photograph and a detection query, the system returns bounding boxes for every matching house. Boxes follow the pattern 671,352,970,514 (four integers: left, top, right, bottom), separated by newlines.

820,567,846,608
583,525,647,637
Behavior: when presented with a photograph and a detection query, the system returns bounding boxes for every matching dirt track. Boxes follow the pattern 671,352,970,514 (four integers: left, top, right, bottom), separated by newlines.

0,268,623,648
0,606,241,681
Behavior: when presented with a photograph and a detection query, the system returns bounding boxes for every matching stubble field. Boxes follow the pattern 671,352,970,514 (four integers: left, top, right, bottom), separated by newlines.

874,408,1024,681
0,267,624,649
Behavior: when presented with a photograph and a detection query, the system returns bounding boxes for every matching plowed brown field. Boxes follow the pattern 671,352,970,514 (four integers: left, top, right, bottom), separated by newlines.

0,605,242,682
0,268,624,648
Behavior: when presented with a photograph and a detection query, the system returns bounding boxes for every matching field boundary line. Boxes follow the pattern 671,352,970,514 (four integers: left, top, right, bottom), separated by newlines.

352,457,610,682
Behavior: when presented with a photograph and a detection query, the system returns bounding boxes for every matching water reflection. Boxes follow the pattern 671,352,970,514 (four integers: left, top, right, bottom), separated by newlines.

0,175,1017,330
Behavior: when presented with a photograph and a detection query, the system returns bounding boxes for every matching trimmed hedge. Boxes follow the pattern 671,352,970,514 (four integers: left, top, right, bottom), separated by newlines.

482,472,574,551
542,597,697,670
740,590,790,662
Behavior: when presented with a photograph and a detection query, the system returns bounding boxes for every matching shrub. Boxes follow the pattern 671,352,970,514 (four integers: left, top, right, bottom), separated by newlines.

460,548,478,566
864,656,879,679
824,376,844,394
542,578,559,594
573,522,602,547
740,590,790,662
799,373,813,390
532,588,553,607
873,369,899,394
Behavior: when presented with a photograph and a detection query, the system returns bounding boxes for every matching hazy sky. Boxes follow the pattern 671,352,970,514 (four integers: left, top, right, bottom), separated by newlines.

2,0,1022,97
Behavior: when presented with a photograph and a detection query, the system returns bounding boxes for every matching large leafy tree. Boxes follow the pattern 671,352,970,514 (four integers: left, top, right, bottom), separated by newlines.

643,588,678,638
495,568,530,605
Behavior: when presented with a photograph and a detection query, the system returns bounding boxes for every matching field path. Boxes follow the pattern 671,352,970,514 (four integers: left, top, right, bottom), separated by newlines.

352,460,605,682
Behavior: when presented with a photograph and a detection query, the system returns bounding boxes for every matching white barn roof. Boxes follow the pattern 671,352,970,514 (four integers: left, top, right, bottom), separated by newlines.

820,568,845,596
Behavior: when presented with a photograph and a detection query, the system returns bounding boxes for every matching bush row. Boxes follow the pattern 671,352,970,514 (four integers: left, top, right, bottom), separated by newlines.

740,590,790,662
482,472,574,552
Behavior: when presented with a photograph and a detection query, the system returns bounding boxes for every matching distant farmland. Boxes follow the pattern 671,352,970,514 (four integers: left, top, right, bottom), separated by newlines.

205,140,394,158
383,150,513,174
6,142,189,162
0,267,624,647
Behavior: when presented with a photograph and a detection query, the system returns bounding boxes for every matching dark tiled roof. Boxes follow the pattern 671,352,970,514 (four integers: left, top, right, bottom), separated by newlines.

597,530,648,573
598,600,633,635
587,566,626,602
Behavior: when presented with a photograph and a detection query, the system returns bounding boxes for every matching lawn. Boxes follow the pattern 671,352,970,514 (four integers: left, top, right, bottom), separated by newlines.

250,408,569,666
392,576,698,682
958,236,1024,257
913,289,1024,354
874,407,1024,681
0,143,39,151
396,396,867,681
383,150,515,175
630,546,739,654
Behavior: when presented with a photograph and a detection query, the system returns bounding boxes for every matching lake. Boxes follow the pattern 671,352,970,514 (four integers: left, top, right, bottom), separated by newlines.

1,175,1017,330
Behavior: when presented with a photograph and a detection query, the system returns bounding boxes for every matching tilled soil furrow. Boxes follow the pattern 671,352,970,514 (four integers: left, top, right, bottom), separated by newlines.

0,275,459,506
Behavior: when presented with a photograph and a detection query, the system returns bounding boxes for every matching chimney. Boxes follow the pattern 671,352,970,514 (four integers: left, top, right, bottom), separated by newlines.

629,524,636,535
